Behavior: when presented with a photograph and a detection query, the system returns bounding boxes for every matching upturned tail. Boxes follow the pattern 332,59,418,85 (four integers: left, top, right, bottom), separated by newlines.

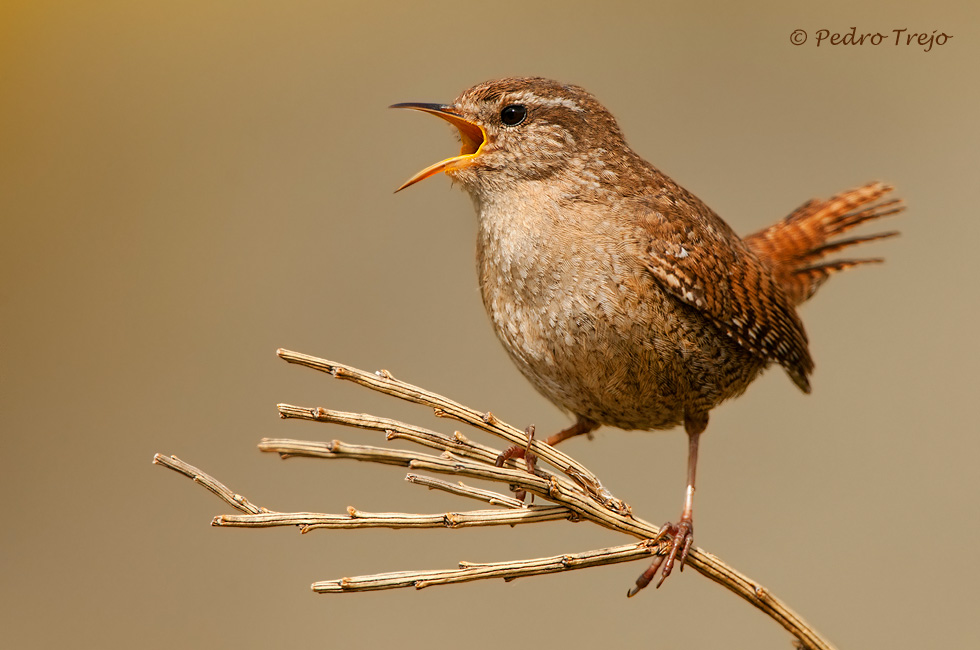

745,182,904,305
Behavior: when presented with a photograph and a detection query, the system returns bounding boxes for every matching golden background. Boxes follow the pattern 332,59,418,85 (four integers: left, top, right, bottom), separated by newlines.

2,1,977,648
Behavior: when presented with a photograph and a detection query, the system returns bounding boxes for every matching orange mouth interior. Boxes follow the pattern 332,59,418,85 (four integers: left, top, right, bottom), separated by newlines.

392,104,486,191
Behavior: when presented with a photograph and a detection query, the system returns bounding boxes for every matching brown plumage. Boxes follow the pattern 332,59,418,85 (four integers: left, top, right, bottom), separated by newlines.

392,77,904,594
745,182,903,304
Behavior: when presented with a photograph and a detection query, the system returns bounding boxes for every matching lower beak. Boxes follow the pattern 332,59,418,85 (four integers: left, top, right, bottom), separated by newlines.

390,103,487,192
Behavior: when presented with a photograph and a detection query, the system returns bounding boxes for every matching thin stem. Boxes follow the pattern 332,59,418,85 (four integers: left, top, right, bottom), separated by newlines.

153,351,840,650
312,542,654,593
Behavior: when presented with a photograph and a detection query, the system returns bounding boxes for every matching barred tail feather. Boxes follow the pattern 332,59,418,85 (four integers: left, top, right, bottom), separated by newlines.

745,182,903,305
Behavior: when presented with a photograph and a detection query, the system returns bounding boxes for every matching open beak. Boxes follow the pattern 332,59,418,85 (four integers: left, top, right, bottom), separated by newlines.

390,103,486,192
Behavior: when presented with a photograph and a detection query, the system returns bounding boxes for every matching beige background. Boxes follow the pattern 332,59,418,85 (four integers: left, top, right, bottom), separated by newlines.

2,1,977,648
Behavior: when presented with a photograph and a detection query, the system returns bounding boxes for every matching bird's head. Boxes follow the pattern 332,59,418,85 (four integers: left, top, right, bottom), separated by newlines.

392,77,629,195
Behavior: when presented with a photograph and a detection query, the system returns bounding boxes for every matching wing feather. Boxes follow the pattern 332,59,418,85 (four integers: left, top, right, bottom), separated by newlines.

633,186,814,392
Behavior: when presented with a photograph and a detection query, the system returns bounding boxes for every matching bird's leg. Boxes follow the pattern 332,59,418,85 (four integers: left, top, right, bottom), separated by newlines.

628,412,707,596
495,425,537,501
495,418,598,501
544,417,599,446
495,418,598,466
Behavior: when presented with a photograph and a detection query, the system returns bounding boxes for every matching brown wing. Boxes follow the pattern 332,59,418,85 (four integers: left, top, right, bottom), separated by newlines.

633,184,814,393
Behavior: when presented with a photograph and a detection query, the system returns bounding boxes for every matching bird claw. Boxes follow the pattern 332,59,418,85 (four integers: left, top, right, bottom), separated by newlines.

495,425,538,502
656,518,694,580
627,518,694,597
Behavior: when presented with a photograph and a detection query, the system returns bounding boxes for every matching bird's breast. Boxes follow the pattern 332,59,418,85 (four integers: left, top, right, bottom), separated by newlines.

475,195,685,429
472,191,765,430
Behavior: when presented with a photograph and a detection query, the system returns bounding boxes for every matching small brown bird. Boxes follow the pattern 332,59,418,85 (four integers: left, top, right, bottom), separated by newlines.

392,77,902,594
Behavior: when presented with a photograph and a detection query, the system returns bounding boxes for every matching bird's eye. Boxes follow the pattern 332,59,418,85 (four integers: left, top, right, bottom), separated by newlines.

500,104,527,126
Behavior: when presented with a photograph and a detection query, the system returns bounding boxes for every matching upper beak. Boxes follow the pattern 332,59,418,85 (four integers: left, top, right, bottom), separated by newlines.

390,102,486,192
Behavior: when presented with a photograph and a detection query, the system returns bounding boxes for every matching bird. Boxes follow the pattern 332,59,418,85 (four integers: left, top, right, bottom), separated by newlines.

390,77,902,595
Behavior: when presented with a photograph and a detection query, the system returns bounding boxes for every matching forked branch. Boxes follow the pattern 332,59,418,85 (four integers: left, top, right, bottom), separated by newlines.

153,348,837,650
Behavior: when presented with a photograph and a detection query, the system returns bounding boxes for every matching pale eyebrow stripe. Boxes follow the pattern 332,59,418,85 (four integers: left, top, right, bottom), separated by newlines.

510,91,585,112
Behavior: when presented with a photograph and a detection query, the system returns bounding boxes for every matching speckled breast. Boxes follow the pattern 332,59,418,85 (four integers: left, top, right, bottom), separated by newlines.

475,201,765,431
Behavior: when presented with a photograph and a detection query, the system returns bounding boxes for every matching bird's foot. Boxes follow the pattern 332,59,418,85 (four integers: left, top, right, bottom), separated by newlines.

495,425,538,502
627,518,694,597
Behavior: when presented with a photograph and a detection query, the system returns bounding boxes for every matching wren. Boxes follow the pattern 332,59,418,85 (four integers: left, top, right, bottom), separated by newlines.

391,77,902,594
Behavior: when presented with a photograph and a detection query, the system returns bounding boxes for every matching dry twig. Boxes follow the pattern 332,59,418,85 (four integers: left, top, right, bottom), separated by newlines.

154,348,838,650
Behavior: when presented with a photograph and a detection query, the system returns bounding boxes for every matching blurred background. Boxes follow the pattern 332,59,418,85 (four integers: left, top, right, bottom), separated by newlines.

2,1,977,648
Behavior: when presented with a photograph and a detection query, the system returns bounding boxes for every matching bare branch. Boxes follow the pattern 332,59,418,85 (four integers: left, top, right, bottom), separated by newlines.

155,350,839,650
275,348,623,510
152,454,266,515
277,403,504,465
215,505,573,531
404,474,525,509
312,542,654,592
256,436,651,539
258,437,425,467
